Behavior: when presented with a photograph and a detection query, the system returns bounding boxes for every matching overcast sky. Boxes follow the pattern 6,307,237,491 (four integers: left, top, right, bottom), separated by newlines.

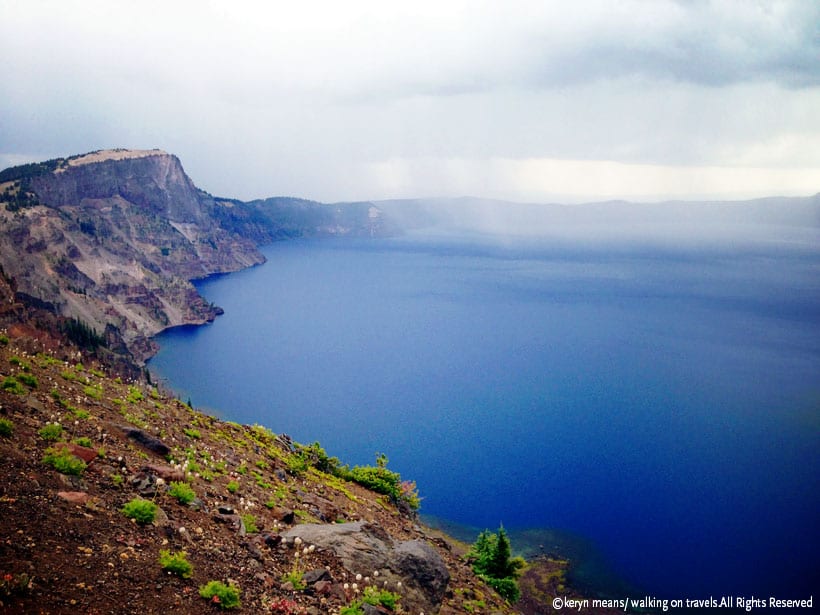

1,0,818,203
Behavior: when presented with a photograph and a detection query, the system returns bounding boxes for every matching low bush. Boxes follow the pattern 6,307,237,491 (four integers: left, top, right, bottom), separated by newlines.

17,373,37,389
159,549,193,578
1,376,26,395
168,481,196,505
43,447,87,475
121,498,158,524
38,423,64,441
199,580,241,610
0,417,12,437
241,514,258,534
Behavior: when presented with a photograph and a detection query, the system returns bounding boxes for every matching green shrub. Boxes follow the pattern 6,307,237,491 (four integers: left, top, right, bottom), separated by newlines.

199,580,241,610
183,427,201,439
17,373,37,389
285,454,308,476
335,452,420,510
83,384,102,399
73,436,93,448
38,423,63,441
0,334,8,345
159,549,193,578
43,447,87,475
1,376,26,395
9,356,28,370
362,586,401,610
121,498,158,524
0,417,12,437
241,514,258,533
342,586,401,615
281,570,306,590
226,480,239,494
168,481,196,505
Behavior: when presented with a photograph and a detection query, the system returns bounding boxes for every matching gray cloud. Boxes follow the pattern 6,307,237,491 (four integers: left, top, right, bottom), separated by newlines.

0,0,817,203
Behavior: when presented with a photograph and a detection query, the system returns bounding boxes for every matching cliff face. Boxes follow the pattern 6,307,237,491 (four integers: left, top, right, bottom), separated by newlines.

0,150,266,363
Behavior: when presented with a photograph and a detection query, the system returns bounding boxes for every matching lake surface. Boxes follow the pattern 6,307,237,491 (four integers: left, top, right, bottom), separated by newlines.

150,233,819,599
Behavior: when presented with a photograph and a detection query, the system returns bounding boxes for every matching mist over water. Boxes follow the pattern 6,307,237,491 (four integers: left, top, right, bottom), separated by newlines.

150,227,819,599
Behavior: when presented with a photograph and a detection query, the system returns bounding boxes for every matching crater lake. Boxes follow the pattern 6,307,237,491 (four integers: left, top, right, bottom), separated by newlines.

149,232,819,599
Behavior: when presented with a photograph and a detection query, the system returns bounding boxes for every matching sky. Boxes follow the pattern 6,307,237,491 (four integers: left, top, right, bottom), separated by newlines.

1,0,818,203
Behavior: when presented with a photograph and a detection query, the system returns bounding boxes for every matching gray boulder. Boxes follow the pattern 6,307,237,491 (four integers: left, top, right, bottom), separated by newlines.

281,522,449,614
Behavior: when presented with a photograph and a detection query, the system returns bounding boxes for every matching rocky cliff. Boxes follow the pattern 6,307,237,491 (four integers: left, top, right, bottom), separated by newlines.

0,149,382,364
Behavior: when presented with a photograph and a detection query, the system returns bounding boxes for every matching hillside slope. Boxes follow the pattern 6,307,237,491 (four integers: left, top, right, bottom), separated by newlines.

0,324,523,614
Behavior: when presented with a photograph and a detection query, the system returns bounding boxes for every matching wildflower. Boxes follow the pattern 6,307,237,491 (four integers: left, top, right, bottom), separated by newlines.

355,573,362,581
373,570,379,577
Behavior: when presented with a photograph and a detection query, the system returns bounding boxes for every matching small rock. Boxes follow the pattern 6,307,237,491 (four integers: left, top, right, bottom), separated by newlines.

53,442,98,464
218,506,235,515
122,427,171,456
26,396,45,413
142,463,184,482
57,491,90,505
129,472,158,496
302,568,331,585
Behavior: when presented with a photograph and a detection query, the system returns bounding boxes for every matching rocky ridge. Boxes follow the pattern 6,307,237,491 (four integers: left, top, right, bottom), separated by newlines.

0,149,383,364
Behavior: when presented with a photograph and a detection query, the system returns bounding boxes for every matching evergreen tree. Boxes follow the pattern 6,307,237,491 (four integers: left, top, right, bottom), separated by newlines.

468,525,524,603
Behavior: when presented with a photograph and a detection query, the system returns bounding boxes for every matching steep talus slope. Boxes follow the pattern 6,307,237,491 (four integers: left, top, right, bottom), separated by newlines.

0,334,518,614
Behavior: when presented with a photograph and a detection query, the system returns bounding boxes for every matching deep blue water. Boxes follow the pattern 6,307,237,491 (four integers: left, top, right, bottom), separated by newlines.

150,233,820,599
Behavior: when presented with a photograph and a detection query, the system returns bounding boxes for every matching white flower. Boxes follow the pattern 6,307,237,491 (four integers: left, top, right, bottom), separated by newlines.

355,573,362,581
294,537,303,546
373,570,379,577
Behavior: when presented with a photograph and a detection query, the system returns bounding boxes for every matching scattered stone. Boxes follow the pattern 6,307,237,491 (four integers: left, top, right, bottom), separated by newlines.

26,396,45,413
302,568,331,585
141,463,184,482
57,491,90,505
268,507,295,524
54,442,98,464
299,492,339,523
129,472,158,496
122,427,171,456
218,506,235,515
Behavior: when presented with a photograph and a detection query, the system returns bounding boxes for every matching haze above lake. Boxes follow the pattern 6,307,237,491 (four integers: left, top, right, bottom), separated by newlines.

150,198,819,598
